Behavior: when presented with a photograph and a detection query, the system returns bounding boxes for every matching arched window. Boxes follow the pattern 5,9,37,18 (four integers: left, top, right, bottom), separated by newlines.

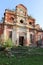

11,17,14,20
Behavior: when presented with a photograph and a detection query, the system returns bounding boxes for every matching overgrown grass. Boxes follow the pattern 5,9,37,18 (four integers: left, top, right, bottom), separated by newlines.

0,47,43,65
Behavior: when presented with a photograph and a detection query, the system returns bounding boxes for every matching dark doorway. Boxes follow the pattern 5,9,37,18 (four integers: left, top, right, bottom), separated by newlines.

19,36,24,46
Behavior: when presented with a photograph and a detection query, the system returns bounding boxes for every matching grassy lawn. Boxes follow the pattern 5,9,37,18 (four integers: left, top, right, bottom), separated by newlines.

0,47,43,65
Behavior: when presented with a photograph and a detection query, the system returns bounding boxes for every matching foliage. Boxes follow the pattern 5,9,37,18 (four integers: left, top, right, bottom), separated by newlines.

0,47,43,65
4,39,13,47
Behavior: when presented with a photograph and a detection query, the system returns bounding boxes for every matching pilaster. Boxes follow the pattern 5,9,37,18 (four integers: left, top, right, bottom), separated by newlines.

26,29,30,46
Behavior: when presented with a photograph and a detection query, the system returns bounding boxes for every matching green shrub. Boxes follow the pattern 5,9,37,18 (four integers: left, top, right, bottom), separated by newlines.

4,39,13,47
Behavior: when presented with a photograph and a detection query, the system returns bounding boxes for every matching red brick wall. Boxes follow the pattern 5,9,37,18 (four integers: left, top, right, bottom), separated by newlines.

0,24,4,35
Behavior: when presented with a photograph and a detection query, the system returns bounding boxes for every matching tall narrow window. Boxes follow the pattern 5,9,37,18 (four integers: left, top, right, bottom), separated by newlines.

9,31,12,39
30,34,33,43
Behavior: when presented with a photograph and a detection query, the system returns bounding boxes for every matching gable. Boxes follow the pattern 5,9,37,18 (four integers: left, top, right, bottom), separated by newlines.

16,4,27,12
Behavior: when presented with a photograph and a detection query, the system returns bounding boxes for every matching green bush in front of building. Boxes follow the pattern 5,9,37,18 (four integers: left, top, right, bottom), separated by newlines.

4,39,13,48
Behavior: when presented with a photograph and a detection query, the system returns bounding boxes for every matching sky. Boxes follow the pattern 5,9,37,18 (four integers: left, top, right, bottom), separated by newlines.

0,0,43,29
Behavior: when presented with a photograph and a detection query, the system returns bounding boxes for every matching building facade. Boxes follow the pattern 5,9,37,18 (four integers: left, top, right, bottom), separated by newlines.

0,4,43,46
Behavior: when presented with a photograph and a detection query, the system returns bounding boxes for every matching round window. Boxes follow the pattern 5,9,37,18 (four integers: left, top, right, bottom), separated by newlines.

20,20,23,23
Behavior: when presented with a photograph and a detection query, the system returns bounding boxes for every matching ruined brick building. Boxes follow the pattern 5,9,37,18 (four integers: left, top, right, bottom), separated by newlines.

0,4,43,46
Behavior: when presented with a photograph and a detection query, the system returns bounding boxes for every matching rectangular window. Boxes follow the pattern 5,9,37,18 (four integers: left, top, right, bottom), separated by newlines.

9,31,12,40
